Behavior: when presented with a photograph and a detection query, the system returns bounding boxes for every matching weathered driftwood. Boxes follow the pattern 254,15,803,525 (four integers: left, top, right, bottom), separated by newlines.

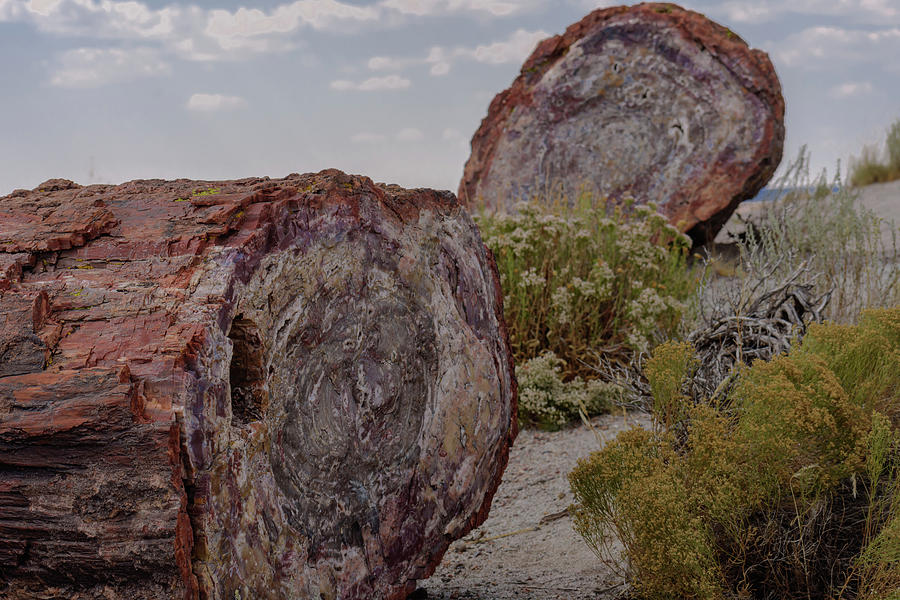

586,260,830,411
0,171,517,600
459,2,785,245
688,262,832,403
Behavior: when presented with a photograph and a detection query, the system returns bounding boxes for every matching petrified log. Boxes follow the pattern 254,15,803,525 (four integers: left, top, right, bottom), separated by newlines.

458,2,785,245
0,171,517,600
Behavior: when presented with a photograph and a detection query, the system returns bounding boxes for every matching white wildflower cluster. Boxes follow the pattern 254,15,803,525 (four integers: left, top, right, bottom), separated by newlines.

626,286,686,352
502,202,568,238
516,352,622,429
574,227,592,240
595,216,617,229
550,286,573,325
571,276,597,296
633,204,656,218
517,267,546,290
589,261,614,299
487,225,532,256
550,275,610,327
615,220,669,272
481,203,570,263
477,196,693,370
534,212,568,237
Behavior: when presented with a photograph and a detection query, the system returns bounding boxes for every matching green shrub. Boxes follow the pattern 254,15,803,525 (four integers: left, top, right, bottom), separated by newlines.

851,118,900,187
857,412,900,599
888,120,900,170
570,306,900,599
516,352,621,429
851,144,896,187
477,196,695,379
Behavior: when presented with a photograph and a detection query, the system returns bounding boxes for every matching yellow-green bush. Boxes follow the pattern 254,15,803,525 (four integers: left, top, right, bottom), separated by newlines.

570,306,900,599
644,340,698,430
477,197,694,379
571,426,725,599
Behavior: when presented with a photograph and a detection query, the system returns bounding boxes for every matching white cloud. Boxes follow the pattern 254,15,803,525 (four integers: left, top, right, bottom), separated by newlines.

710,2,779,24
49,46,169,87
205,1,377,51
378,0,536,17
22,0,181,39
1,0,543,42
358,75,411,90
2,0,547,67
330,74,411,91
20,0,377,42
429,60,450,75
0,0,23,20
1,0,377,61
442,126,468,150
172,37,224,62
186,93,248,111
330,79,355,91
465,28,547,64
365,28,547,77
26,0,60,17
774,26,900,68
422,46,451,75
368,55,415,71
565,0,612,8
829,81,874,98
350,128,424,143
395,127,424,141
707,0,900,25
351,132,387,143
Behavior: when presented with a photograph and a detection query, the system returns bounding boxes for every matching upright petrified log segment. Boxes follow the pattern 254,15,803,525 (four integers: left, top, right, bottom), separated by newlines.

459,2,785,245
0,171,517,600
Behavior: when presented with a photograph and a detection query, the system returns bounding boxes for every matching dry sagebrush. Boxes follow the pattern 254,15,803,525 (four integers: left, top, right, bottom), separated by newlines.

732,148,899,324
569,307,900,600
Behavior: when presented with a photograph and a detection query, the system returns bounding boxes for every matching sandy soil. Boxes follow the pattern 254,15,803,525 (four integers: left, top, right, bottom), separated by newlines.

417,412,650,600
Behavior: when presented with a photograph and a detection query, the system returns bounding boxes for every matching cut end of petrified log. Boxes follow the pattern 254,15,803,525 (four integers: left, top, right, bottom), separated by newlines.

459,2,785,245
0,170,516,600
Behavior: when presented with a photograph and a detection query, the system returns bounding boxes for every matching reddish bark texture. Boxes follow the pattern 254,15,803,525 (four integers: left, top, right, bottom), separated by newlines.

459,2,785,245
0,170,517,600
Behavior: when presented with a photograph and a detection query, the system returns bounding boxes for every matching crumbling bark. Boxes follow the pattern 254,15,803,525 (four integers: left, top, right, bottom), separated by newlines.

459,2,785,245
0,170,517,600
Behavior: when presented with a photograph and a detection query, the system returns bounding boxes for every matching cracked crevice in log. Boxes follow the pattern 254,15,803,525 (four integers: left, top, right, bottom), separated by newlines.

0,169,516,600
228,316,267,426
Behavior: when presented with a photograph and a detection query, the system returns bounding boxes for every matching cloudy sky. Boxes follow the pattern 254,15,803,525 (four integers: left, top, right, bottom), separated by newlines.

0,0,898,196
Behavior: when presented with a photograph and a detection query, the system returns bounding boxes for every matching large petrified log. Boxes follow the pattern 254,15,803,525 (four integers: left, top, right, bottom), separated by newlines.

459,2,785,245
0,171,517,600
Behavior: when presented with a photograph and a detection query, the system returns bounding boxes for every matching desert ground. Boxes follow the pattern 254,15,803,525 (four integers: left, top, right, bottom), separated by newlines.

420,412,649,600
419,180,899,599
